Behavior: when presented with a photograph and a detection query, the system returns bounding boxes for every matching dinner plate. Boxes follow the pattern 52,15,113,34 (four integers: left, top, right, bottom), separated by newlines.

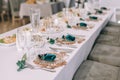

0,34,16,47
0,42,16,47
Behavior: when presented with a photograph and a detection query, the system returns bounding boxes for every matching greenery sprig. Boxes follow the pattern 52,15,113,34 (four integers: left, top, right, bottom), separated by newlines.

16,54,27,71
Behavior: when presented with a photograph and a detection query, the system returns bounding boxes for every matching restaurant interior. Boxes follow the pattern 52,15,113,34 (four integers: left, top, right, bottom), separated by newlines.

0,0,120,80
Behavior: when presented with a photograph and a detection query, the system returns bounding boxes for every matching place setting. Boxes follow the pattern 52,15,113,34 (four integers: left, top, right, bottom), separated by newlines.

16,16,69,73
16,38,69,72
46,33,86,49
85,15,102,22
68,22,94,31
39,17,64,34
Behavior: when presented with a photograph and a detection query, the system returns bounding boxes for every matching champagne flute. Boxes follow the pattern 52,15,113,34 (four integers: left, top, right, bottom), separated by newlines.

16,28,32,61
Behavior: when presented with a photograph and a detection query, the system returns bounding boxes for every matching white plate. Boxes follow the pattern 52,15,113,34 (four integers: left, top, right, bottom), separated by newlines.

0,34,16,47
0,42,16,47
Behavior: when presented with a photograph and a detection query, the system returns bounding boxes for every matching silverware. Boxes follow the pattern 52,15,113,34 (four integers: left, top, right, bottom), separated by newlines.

56,43,77,48
26,62,56,72
49,47,73,53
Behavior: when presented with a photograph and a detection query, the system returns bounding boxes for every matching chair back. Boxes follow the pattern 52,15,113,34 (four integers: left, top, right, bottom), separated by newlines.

9,0,19,15
69,0,75,7
0,0,2,13
9,0,25,16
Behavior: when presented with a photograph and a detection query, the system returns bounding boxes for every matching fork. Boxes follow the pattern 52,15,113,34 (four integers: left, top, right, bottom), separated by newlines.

56,43,77,48
49,47,73,53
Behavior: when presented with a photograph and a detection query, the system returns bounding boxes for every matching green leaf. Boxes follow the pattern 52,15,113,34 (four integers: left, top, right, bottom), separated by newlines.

16,60,26,71
0,39,4,43
16,54,27,71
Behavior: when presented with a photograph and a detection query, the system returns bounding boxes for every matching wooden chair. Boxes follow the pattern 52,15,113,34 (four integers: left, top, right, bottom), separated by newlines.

0,0,10,22
9,0,26,25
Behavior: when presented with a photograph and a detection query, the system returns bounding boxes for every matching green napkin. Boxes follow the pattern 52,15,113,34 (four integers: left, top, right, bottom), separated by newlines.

89,16,98,20
67,24,72,28
65,34,75,41
48,38,55,44
95,9,103,14
101,7,107,10
38,53,56,62
79,23,87,27
87,12,92,15
80,18,85,21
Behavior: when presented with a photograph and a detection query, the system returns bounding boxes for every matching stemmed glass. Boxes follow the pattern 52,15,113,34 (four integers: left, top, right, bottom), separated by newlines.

93,0,100,9
16,28,33,61
63,0,70,16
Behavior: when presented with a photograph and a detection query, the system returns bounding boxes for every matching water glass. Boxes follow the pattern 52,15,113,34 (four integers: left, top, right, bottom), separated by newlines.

93,0,100,9
16,28,26,51
30,8,41,33
80,8,87,19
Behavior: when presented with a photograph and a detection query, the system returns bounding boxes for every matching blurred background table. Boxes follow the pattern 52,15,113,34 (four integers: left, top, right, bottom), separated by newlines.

19,1,65,18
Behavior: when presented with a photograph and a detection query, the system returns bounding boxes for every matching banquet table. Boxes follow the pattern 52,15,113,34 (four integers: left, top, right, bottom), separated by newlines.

19,1,64,18
0,8,113,80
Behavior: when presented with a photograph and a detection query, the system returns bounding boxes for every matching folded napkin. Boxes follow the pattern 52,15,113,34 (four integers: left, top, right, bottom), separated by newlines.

38,53,56,62
79,23,87,27
101,7,107,10
65,34,76,41
80,18,85,21
95,9,103,14
48,38,55,44
67,24,72,28
87,12,92,15
89,16,98,20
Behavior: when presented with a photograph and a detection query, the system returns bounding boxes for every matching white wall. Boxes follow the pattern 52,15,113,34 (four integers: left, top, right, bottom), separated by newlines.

99,0,120,8
99,0,120,22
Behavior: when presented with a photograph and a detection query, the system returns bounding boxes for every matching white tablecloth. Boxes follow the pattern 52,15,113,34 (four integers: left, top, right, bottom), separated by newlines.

0,9,113,80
